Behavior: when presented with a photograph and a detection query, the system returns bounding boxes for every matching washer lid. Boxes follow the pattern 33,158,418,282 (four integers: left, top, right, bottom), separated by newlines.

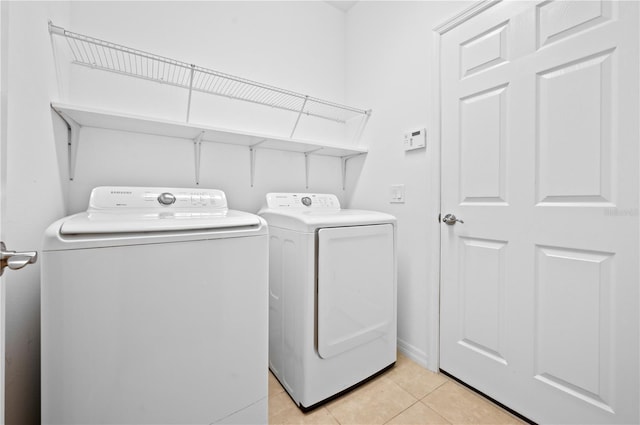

60,209,261,235
258,193,395,232
60,186,261,234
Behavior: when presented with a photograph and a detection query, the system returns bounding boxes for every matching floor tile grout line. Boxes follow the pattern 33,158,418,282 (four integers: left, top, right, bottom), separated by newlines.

420,382,462,424
415,398,454,425
421,381,520,425
326,378,412,425
324,405,341,425
381,399,422,425
380,376,422,424
418,377,450,400
385,367,450,401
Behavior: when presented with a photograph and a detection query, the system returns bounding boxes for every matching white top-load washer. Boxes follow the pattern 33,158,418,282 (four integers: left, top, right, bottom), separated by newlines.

41,187,268,425
258,193,397,410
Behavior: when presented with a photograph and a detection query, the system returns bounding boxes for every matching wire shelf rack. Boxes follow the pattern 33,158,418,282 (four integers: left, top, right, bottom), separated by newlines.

49,22,371,136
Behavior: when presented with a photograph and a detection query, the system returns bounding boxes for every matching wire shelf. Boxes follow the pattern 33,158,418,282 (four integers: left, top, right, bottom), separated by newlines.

49,22,370,127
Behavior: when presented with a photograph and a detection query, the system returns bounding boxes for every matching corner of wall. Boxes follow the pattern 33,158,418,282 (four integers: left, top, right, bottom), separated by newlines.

397,338,431,370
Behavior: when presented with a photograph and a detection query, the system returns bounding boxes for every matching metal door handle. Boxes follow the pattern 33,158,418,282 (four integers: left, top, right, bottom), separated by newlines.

442,214,464,225
0,242,37,276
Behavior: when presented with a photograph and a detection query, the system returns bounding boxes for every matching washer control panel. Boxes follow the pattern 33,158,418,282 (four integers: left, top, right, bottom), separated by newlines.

265,193,340,209
89,187,228,211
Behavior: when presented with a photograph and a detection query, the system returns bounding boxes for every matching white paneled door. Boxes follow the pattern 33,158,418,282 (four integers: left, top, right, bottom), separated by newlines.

439,1,638,424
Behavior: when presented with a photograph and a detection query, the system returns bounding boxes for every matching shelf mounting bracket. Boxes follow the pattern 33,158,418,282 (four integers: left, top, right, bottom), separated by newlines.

352,109,372,144
249,139,266,187
193,131,204,185
341,153,364,191
186,64,196,123
290,95,309,139
51,105,81,181
304,148,323,189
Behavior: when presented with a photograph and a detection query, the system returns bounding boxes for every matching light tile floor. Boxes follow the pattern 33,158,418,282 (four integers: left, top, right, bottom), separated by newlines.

268,352,526,425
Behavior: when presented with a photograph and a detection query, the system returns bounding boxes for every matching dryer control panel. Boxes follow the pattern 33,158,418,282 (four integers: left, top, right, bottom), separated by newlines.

88,187,228,211
265,193,340,210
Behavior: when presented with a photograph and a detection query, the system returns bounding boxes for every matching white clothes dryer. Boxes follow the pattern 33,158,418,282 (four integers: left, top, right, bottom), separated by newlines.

258,193,397,410
41,187,269,425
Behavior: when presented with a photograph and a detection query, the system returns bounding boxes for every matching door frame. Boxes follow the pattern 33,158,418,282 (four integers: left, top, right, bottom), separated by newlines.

429,0,501,373
0,1,8,422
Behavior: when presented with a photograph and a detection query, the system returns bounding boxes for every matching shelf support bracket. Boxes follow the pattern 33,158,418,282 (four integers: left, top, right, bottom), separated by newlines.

51,105,81,181
193,131,204,185
249,139,266,188
48,21,66,99
290,95,309,139
352,109,372,144
304,148,322,189
341,153,363,191
186,64,196,123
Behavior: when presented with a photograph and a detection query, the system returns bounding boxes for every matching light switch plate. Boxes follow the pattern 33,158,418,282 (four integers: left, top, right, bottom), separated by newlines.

390,184,405,203
404,128,426,151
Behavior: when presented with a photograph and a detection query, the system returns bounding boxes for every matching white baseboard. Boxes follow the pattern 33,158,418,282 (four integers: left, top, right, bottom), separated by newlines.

397,338,434,371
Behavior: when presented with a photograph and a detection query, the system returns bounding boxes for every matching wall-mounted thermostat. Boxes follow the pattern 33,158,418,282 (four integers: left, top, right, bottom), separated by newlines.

404,128,426,151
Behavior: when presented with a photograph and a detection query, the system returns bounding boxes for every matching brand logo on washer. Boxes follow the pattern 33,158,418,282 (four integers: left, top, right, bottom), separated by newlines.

301,197,312,207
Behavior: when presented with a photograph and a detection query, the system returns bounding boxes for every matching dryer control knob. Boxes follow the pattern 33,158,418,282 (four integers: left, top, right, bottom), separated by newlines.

301,196,312,207
157,192,176,206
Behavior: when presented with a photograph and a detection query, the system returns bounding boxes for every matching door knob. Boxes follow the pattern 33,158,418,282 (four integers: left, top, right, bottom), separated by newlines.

0,241,37,276
442,214,464,225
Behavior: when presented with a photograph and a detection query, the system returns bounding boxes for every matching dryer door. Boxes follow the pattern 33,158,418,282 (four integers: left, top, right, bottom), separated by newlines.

317,224,395,359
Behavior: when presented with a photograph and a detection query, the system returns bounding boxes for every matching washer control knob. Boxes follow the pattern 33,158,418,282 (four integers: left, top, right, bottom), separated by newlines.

301,196,312,207
157,192,176,206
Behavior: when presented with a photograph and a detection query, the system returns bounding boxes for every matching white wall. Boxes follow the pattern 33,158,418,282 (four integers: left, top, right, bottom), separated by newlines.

4,2,70,424
4,1,479,421
345,1,471,369
5,1,350,422
57,1,352,214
